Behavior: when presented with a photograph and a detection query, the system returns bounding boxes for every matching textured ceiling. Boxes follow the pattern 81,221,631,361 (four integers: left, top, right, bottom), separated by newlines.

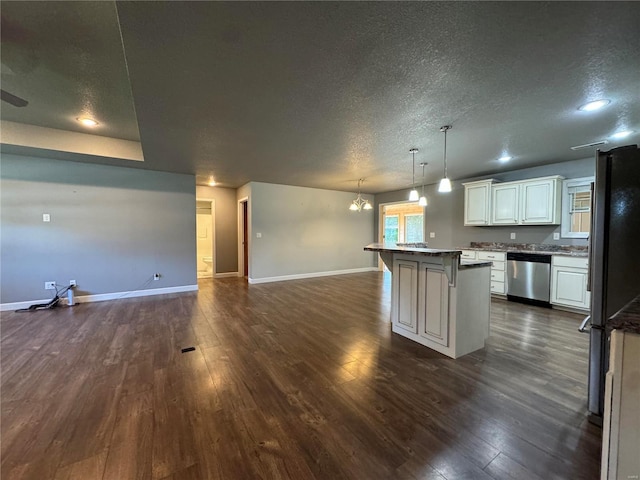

1,1,639,193
1,1,139,142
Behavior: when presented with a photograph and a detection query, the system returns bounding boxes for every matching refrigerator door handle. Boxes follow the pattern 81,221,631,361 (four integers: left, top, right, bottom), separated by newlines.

579,315,591,333
586,181,595,293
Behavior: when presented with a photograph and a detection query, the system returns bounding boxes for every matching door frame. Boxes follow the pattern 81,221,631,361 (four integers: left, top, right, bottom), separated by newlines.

195,197,216,278
237,196,249,279
378,201,426,270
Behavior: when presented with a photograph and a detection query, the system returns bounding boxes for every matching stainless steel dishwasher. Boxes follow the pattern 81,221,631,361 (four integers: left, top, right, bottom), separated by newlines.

506,252,552,307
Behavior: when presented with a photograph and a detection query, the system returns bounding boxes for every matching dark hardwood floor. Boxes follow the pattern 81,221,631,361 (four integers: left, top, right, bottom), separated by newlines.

1,272,601,479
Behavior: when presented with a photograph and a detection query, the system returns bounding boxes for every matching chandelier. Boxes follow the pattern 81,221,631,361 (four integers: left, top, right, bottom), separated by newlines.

349,179,372,211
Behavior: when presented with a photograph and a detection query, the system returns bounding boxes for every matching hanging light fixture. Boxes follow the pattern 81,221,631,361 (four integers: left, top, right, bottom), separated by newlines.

418,162,428,206
408,148,419,201
438,125,452,193
349,178,372,212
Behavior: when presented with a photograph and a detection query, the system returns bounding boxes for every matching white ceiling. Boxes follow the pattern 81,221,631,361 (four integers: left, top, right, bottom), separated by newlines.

1,1,639,194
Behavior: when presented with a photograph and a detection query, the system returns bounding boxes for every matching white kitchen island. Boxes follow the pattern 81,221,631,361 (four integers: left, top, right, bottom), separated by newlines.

365,243,492,359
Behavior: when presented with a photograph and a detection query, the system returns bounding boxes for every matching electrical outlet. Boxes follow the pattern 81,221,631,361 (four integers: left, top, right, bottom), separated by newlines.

553,232,560,240
510,232,516,240
43,213,50,222
69,280,77,286
429,232,435,238
153,273,160,281
256,232,262,238
45,281,56,290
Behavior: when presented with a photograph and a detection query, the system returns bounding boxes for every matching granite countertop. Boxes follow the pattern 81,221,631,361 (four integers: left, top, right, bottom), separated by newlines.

364,243,462,257
461,242,589,258
608,294,640,335
365,244,491,269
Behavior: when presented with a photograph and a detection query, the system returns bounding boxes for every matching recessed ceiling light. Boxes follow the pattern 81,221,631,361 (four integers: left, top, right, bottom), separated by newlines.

577,99,610,112
77,117,99,127
611,130,633,139
498,156,512,163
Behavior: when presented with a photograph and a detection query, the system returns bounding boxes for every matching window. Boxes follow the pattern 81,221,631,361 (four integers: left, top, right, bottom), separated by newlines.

384,215,399,243
561,177,594,238
405,214,424,242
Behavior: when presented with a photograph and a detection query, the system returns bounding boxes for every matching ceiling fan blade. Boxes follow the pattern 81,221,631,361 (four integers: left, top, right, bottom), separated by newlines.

1,89,28,107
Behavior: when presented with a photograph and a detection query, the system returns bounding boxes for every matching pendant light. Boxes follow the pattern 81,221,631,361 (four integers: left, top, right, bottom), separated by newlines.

408,148,419,201
438,125,452,193
418,162,428,206
349,178,372,212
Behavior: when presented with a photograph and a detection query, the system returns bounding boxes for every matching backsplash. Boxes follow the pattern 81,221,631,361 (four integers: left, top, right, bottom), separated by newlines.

469,241,588,253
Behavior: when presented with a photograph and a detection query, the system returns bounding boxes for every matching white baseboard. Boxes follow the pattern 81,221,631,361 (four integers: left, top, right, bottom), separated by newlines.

214,271,240,278
1,298,55,312
0,284,199,311
248,267,378,285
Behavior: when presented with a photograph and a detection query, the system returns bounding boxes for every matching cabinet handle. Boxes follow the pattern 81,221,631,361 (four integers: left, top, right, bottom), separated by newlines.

487,255,495,258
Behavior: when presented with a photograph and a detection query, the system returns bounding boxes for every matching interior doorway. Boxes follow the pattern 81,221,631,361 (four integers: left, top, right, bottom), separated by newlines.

378,202,425,270
238,197,249,279
196,199,216,278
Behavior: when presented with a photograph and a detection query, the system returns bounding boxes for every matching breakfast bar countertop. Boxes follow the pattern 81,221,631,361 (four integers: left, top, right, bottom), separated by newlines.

364,244,492,269
364,243,462,257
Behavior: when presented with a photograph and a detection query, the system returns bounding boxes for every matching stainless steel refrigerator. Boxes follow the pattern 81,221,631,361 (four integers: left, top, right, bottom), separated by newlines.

587,144,640,425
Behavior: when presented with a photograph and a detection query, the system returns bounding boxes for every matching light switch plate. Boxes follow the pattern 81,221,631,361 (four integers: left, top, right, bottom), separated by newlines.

43,213,50,222
256,232,262,238
429,232,435,238
510,232,516,240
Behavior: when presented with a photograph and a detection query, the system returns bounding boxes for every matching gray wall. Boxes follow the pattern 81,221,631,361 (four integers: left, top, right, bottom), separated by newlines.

1,154,197,304
375,157,595,249
247,182,376,280
196,185,238,273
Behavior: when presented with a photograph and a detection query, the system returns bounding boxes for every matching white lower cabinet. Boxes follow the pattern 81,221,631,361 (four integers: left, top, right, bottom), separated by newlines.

478,251,506,295
461,250,477,260
550,256,590,310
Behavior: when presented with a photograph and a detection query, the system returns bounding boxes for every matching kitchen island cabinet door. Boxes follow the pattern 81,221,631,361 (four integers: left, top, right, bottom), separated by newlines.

418,265,450,347
392,260,419,334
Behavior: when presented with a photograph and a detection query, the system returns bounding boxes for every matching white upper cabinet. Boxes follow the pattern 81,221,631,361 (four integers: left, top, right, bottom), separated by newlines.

462,180,494,225
520,177,563,224
491,183,520,225
465,175,564,226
